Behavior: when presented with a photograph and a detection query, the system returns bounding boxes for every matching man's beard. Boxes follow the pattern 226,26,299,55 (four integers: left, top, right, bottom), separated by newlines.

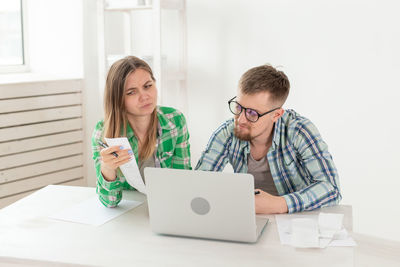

233,121,252,141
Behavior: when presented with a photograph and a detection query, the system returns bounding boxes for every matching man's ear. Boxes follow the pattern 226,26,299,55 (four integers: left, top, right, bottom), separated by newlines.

272,108,285,123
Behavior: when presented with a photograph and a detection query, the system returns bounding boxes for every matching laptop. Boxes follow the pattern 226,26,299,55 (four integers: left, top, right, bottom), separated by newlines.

144,167,269,243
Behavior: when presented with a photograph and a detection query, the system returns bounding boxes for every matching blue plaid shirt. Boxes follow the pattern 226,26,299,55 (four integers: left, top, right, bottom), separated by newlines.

195,109,341,213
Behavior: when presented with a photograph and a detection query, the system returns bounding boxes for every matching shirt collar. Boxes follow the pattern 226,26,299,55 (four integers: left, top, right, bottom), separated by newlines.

125,121,135,140
156,106,177,131
124,106,176,140
243,141,250,154
272,109,286,147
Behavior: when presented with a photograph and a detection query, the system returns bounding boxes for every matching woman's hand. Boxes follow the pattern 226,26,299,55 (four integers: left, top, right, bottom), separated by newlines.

100,146,133,181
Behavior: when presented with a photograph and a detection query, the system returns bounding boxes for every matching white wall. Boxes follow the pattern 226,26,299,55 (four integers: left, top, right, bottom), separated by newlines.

27,0,83,77
186,0,400,241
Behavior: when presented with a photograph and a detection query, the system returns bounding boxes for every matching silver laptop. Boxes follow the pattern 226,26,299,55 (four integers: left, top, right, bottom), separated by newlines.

144,167,269,243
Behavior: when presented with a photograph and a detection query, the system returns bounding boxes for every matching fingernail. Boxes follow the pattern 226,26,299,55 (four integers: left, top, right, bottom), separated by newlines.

128,150,133,155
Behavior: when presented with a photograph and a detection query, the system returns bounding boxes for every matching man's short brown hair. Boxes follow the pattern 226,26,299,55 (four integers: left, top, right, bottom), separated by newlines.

239,65,290,105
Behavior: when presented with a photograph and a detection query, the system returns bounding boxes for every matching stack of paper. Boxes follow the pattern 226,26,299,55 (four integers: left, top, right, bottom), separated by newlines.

275,212,357,248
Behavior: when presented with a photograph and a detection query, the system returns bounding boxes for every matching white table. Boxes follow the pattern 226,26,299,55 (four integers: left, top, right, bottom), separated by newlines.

0,185,399,267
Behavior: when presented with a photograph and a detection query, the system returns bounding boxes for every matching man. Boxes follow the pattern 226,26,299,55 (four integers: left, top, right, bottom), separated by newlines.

195,65,341,214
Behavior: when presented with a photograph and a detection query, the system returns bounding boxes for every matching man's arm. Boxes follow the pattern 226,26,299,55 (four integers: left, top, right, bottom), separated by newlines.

195,120,233,171
283,121,341,213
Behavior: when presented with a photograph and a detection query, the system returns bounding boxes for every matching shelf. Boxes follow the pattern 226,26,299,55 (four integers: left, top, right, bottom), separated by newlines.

161,0,184,10
105,5,152,11
105,0,151,11
104,0,184,11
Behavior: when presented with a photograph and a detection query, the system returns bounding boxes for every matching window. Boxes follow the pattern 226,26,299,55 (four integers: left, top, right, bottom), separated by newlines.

0,0,28,73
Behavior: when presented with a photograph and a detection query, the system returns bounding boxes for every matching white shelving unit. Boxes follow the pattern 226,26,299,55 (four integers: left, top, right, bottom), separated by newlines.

96,0,187,109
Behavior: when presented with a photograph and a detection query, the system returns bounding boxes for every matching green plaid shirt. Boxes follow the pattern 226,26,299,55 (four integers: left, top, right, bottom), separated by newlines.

92,106,191,207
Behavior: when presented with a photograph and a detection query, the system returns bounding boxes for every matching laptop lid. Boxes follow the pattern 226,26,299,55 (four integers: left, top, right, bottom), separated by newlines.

144,167,263,243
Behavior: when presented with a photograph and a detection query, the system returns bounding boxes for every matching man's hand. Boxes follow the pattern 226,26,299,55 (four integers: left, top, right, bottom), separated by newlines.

255,189,288,214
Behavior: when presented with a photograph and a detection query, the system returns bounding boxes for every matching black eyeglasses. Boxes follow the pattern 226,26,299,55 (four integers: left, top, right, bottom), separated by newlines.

228,96,280,123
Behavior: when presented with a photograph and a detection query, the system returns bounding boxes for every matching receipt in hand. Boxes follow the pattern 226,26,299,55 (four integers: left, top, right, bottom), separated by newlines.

105,137,146,194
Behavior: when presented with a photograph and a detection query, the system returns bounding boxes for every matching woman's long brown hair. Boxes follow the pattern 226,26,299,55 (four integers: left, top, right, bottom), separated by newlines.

103,56,158,161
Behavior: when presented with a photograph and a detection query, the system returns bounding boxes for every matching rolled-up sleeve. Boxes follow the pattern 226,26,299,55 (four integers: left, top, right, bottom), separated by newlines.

91,121,124,207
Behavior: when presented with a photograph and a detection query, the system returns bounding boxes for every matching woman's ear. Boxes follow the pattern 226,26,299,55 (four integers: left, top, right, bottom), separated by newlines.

272,108,285,123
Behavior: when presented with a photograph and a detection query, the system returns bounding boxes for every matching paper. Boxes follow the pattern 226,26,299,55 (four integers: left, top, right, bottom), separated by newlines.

275,214,318,246
318,212,344,238
49,197,143,226
105,137,146,194
291,218,319,248
275,213,356,248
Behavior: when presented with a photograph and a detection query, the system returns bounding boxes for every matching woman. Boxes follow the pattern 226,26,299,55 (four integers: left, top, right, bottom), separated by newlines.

92,56,191,207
